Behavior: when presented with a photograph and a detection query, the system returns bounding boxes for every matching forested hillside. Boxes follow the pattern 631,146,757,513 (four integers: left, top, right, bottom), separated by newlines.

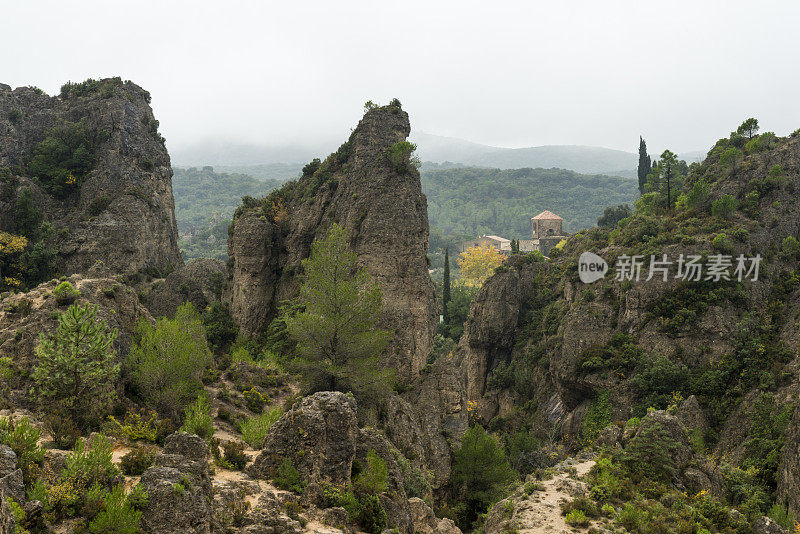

173,166,282,260
423,166,638,247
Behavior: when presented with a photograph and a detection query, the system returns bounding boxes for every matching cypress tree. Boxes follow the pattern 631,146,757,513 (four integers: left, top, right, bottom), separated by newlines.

638,137,651,194
442,248,451,325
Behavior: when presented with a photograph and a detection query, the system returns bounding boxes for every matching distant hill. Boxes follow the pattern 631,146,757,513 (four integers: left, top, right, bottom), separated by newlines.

169,133,667,177
173,166,282,260
421,166,638,251
412,132,639,175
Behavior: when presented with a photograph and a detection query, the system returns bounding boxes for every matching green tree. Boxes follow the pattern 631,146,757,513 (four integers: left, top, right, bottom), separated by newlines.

32,303,119,428
597,204,632,227
442,248,451,325
284,224,392,394
737,118,760,139
451,425,516,527
719,147,743,172
126,303,212,421
637,137,651,194
712,194,738,219
15,188,42,239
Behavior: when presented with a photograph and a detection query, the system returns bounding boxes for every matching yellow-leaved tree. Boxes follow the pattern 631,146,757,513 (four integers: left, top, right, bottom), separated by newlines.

457,246,504,287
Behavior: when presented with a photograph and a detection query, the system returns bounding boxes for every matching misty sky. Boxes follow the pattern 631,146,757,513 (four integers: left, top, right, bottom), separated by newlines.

2,0,799,156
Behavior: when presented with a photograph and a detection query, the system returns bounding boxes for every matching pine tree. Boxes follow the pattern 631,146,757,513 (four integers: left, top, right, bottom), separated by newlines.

33,303,119,428
442,248,451,325
637,136,652,194
284,224,392,394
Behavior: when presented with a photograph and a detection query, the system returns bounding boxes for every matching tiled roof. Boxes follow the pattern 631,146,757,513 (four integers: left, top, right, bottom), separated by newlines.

531,210,563,220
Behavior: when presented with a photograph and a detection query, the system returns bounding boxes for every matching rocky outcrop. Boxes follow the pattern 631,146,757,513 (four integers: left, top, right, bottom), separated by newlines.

138,432,214,534
0,445,23,504
225,104,436,382
0,79,181,278
0,495,14,534
146,258,225,318
408,498,461,534
0,275,152,405
249,392,359,487
778,405,800,515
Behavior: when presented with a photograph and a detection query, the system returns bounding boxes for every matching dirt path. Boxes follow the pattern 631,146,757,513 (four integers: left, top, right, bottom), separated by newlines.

487,458,598,534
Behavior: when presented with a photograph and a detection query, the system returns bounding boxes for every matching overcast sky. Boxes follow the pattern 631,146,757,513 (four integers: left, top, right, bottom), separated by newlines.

2,0,799,156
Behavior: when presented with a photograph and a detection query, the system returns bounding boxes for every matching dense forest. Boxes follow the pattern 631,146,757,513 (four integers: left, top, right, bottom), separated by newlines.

422,166,638,251
172,166,283,260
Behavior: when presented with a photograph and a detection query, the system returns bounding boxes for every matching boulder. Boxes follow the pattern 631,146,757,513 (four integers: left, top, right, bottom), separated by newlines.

408,498,462,534
676,395,709,436
248,392,358,488
753,516,788,534
138,432,213,533
147,259,225,318
596,424,622,448
0,469,24,504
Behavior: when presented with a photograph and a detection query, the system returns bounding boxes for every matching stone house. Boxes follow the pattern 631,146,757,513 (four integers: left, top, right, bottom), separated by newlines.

519,210,567,256
459,235,511,253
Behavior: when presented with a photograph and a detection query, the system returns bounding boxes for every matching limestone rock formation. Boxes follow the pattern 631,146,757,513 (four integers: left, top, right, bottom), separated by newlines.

225,104,436,381
0,79,182,279
249,391,359,487
138,432,215,534
0,275,152,407
146,258,225,318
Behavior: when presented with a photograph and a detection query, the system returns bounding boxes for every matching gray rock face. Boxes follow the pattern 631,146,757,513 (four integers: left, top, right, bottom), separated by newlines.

408,498,461,534
0,80,182,278
146,258,225,318
138,432,214,534
753,516,788,534
225,106,436,382
0,495,14,534
249,391,359,487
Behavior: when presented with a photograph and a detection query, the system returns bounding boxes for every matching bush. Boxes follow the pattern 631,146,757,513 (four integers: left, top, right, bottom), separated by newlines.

87,194,112,216
126,303,213,420
120,447,155,476
239,407,283,449
243,388,265,413
580,391,612,446
106,411,162,443
87,484,142,534
274,457,306,494
622,421,680,481
221,441,248,470
28,121,98,197
0,416,45,483
53,281,81,305
353,450,388,496
564,509,589,527
64,434,119,488
385,141,420,174
180,395,214,440
711,194,737,219
202,302,238,351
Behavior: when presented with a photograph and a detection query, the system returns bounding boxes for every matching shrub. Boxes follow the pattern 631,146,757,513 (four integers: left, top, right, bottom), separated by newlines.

274,457,306,494
28,120,98,197
64,434,119,488
53,281,81,305
33,303,118,429
239,407,283,449
353,450,388,495
120,447,155,476
202,302,238,351
564,509,589,527
87,194,112,216
580,391,612,446
126,303,213,420
221,441,248,470
0,416,44,483
622,421,680,481
243,388,265,413
711,194,738,219
45,413,81,449
106,411,162,443
87,484,142,534
711,233,734,253
782,236,800,259
385,141,420,174
352,493,387,534
180,395,214,440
